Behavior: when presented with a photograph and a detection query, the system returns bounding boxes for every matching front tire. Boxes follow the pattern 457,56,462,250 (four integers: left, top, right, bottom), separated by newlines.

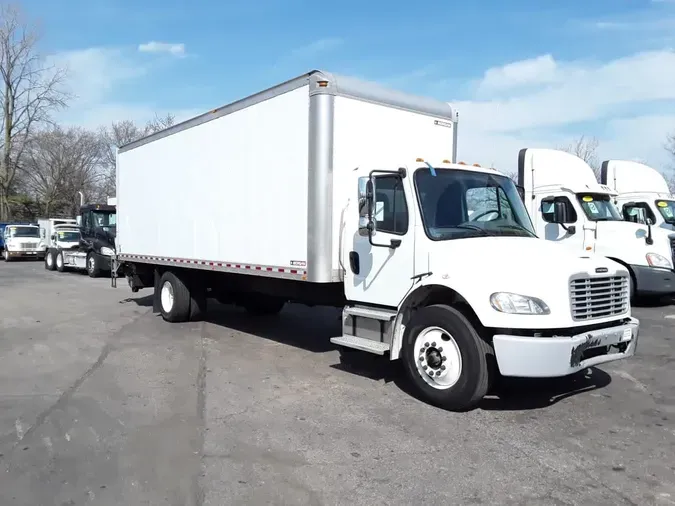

87,252,101,278
402,304,494,412
3,250,10,262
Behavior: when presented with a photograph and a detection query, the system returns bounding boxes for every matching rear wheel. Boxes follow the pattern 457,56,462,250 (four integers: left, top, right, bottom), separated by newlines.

402,304,494,412
44,250,55,271
158,270,191,322
55,251,66,272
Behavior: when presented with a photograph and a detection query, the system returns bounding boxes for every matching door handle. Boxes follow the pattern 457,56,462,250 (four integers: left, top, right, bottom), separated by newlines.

349,251,360,275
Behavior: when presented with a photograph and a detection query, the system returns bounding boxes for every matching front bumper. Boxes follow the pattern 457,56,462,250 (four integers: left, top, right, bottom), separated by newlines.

6,249,45,259
493,317,639,378
631,264,675,295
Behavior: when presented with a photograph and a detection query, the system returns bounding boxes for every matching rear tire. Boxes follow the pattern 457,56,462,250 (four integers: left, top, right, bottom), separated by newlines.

45,250,55,271
158,270,191,322
401,304,494,412
55,251,66,272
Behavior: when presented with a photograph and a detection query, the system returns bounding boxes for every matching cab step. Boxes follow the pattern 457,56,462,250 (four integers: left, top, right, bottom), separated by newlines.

344,306,397,321
331,334,390,355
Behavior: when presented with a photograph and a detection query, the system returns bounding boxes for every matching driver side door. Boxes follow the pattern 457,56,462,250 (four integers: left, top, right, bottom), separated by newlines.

343,169,416,308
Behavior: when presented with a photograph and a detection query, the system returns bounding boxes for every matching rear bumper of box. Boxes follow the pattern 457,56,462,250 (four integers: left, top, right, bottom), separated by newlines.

492,317,639,378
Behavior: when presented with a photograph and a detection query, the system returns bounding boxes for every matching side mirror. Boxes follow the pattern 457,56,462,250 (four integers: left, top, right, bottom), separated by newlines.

76,216,82,226
357,176,376,237
552,199,568,224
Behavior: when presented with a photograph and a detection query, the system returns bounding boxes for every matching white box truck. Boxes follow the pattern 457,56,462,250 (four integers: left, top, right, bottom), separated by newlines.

115,70,639,411
518,148,675,298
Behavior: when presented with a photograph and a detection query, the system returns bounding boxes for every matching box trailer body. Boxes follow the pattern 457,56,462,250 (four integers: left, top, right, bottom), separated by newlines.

116,70,638,411
519,148,675,297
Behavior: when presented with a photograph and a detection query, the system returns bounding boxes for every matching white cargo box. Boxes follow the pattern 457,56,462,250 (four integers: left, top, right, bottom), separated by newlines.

116,70,458,283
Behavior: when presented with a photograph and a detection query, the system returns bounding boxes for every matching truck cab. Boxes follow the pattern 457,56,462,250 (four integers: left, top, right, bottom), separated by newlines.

3,224,44,261
519,148,675,299
46,203,117,277
601,159,675,233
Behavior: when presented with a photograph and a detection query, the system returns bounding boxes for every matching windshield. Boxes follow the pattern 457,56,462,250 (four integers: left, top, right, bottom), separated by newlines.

56,230,80,242
92,211,116,229
9,226,39,238
576,194,622,221
414,168,536,240
655,200,675,224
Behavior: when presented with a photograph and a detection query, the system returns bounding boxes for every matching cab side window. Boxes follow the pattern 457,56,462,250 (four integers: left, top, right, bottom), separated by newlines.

622,203,655,224
374,175,409,235
541,196,577,223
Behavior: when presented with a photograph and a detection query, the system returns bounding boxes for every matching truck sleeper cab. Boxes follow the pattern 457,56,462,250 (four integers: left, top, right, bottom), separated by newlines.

114,70,638,411
519,148,675,299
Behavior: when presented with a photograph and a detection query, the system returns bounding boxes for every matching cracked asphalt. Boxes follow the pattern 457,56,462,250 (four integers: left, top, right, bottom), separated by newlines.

0,261,674,506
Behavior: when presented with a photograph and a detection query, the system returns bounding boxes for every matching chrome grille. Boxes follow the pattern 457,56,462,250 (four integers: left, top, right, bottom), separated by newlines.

670,235,675,268
570,275,629,321
19,242,38,250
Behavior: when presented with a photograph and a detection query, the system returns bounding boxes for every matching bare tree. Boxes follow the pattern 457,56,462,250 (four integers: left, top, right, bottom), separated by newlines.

21,125,103,216
0,3,69,220
559,135,600,178
97,113,175,198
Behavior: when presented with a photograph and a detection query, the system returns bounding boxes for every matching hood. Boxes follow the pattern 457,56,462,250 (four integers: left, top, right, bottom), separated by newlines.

425,236,630,330
429,236,625,281
594,220,674,264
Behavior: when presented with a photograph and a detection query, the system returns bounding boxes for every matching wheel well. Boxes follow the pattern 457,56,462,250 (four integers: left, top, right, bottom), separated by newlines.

400,284,487,335
606,257,636,288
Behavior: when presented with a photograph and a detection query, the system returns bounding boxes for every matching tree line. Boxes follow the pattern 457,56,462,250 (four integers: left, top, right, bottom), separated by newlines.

0,3,174,221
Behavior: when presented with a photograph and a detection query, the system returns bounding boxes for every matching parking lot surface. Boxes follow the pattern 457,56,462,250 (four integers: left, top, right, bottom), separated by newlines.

0,261,674,506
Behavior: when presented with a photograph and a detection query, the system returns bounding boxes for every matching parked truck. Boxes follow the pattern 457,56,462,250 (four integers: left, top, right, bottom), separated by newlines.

518,148,675,299
600,159,675,232
47,202,117,277
2,223,43,261
113,70,639,411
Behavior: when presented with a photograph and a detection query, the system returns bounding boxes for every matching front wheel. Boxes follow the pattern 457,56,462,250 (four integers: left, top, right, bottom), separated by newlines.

3,250,10,262
401,304,494,412
87,252,102,278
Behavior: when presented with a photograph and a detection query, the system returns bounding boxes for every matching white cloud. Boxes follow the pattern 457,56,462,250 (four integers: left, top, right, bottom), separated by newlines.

46,46,199,130
449,50,675,173
138,41,186,57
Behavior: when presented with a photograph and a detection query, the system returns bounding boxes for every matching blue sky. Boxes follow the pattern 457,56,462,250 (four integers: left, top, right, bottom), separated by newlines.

19,0,675,173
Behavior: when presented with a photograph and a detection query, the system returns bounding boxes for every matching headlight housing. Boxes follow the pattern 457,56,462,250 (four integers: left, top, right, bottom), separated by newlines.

646,252,671,269
100,247,115,256
490,292,550,315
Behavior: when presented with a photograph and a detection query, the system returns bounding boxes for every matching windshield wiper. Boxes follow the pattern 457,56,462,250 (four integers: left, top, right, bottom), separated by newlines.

495,224,537,237
454,224,493,236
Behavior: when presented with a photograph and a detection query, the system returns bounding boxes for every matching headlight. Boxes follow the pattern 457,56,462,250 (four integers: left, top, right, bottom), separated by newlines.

490,292,550,315
646,253,671,269
100,247,115,256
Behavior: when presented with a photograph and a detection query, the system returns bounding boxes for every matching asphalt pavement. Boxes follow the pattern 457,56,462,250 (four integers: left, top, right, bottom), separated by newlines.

0,260,674,506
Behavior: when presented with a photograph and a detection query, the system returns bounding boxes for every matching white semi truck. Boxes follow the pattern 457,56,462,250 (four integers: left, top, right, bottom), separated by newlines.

600,159,675,232
2,223,43,261
114,70,639,411
519,148,675,298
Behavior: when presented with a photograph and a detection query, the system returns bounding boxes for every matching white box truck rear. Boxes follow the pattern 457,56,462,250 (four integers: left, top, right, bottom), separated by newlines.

116,70,638,411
